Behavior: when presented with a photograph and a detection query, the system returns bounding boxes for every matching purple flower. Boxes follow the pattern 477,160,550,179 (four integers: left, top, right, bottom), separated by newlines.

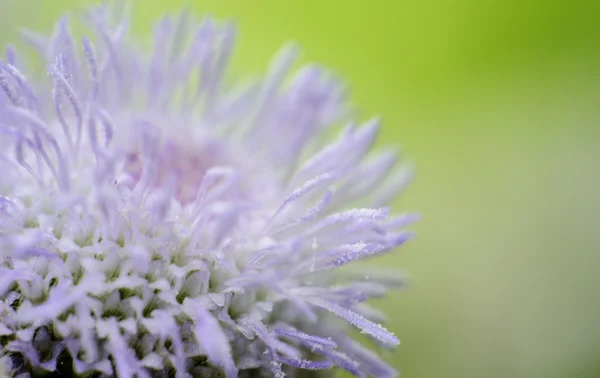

0,5,417,378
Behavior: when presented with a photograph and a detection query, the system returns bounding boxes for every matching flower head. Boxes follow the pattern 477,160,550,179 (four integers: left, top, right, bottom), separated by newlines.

0,5,417,378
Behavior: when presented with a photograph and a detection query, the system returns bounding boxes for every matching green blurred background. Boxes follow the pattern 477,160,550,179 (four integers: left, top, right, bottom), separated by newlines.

2,1,600,377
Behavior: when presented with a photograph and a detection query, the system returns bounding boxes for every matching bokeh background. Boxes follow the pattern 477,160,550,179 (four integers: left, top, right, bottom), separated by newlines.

2,1,600,377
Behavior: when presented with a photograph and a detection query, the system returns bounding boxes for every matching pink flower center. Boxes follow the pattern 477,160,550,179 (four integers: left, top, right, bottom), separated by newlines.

123,138,226,204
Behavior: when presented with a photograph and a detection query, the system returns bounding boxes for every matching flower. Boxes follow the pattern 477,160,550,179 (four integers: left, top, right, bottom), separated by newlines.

0,5,417,378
